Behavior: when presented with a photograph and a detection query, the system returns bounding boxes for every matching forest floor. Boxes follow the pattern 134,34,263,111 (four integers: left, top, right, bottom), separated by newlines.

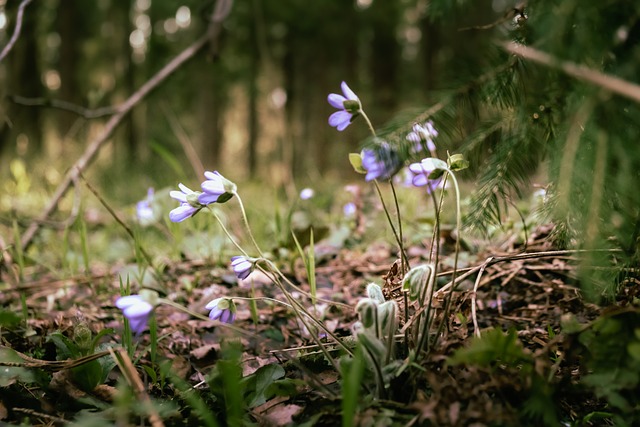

0,222,635,426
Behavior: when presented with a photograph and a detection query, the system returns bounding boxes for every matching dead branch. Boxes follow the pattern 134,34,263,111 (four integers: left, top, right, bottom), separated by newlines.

19,0,233,252
503,41,640,103
0,0,33,63
9,95,121,118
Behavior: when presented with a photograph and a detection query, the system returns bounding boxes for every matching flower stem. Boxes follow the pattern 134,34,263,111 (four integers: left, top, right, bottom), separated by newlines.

206,206,249,257
433,171,462,348
373,180,409,271
235,194,265,258
389,179,409,273
360,110,377,138
158,298,255,337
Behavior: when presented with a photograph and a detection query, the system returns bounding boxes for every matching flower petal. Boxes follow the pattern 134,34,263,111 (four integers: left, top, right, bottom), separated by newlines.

203,170,221,180
123,301,153,318
116,295,144,309
205,298,222,310
328,93,347,109
201,180,225,195
329,111,352,129
170,204,197,222
178,183,193,194
341,81,359,101
169,190,187,203
197,193,220,205
412,174,429,187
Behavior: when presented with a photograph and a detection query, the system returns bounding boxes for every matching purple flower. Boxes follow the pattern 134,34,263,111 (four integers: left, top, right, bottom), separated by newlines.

230,255,253,280
343,202,356,217
136,187,155,225
115,295,153,335
169,183,202,223
406,121,438,154
408,158,447,193
198,170,236,205
361,144,401,181
206,298,237,324
299,188,314,200
328,81,361,131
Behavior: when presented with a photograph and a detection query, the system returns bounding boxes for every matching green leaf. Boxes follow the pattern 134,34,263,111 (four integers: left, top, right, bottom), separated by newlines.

341,346,366,427
448,153,469,171
71,360,103,392
448,327,530,368
47,332,81,359
0,347,36,386
0,309,21,328
349,153,366,174
245,364,285,408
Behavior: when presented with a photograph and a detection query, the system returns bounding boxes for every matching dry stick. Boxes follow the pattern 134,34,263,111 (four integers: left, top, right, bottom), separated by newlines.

160,101,205,179
471,256,494,338
110,347,164,427
503,42,640,104
9,95,121,118
79,173,156,271
0,0,33,62
19,2,232,252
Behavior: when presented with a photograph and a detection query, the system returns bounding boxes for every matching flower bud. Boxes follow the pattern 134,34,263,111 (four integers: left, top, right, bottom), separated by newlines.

377,300,397,332
356,298,378,329
74,321,93,352
366,283,385,304
448,153,469,171
402,264,435,302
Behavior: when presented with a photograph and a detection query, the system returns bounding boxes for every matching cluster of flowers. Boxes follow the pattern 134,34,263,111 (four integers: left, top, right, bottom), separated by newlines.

118,80,457,338
328,82,445,192
169,170,237,223
116,294,238,335
118,170,259,335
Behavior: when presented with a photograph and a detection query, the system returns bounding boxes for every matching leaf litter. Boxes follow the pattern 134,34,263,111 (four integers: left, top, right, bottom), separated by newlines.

0,222,636,426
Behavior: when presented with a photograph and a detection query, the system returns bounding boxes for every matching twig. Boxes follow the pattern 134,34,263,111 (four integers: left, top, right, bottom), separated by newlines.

79,172,156,271
471,257,494,338
9,95,121,118
0,0,33,63
160,102,205,179
12,408,66,425
19,1,233,252
110,348,164,427
503,41,640,104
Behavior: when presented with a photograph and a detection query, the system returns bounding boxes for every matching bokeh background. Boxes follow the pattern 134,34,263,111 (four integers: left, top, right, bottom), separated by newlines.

0,0,503,200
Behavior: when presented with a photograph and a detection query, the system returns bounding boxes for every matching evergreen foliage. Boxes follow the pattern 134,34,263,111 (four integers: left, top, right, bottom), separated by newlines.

418,0,640,298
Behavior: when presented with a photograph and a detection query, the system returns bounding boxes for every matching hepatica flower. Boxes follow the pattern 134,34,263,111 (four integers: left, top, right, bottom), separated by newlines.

136,187,155,226
299,188,314,200
406,121,438,154
199,170,236,205
206,298,237,324
409,158,448,193
230,255,254,280
343,202,356,217
361,143,401,181
169,183,203,223
115,295,153,335
328,81,361,131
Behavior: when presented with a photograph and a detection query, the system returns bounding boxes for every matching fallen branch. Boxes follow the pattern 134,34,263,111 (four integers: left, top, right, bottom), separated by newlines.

19,0,233,252
0,0,33,62
503,41,640,103
9,95,121,118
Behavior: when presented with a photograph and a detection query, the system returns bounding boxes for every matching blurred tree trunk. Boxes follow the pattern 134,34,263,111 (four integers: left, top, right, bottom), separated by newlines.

199,60,227,169
247,6,260,179
110,0,138,163
420,17,440,96
368,1,400,124
56,0,81,137
0,0,43,157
